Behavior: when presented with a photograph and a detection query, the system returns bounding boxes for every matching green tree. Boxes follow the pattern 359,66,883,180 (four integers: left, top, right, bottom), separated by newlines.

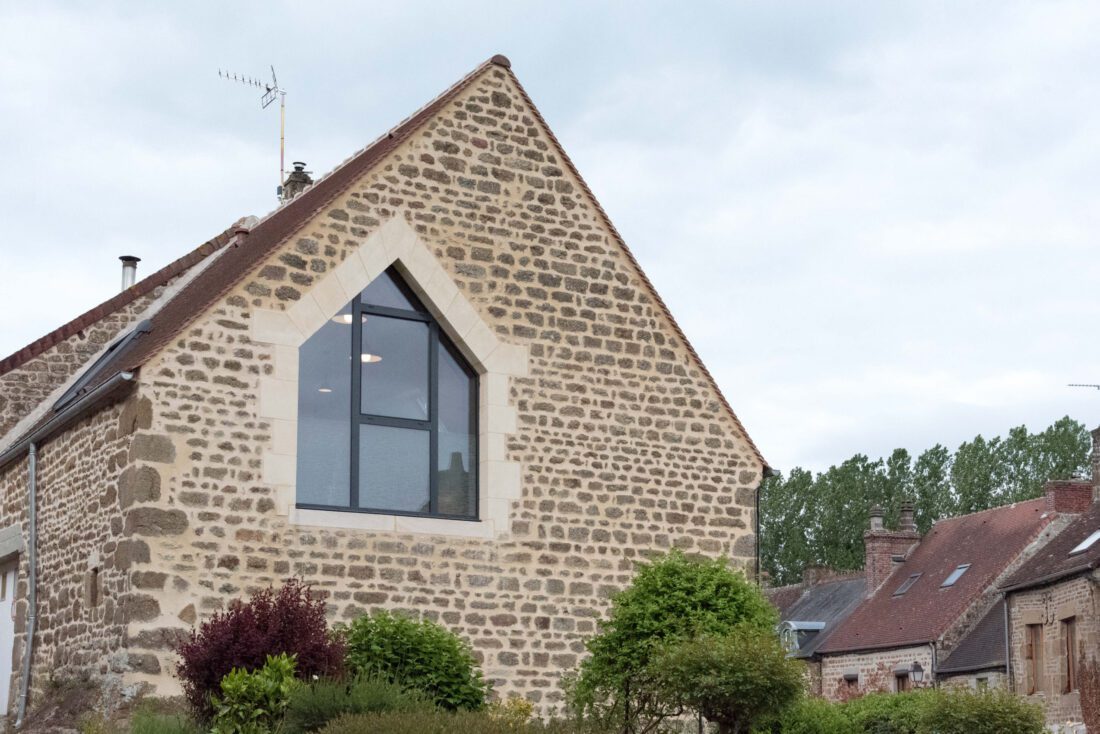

759,417,1091,585
569,549,776,734
912,444,954,530
649,628,804,734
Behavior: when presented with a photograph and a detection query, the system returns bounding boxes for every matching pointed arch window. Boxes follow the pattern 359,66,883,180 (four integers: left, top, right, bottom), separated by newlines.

295,267,478,519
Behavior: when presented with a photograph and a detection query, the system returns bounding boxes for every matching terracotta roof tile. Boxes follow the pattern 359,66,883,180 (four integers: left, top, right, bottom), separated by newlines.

818,499,1053,654
937,599,1006,674
1001,501,1100,591
0,225,236,376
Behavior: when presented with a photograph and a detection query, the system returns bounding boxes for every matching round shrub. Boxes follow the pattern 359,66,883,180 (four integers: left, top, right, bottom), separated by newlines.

342,610,489,711
569,549,777,730
174,579,345,717
283,675,431,734
758,696,856,734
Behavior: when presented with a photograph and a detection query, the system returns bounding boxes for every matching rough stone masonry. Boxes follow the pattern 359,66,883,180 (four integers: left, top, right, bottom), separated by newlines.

0,58,764,714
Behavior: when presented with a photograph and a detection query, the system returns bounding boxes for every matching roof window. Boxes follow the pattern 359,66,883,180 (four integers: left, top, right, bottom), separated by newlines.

1069,529,1100,556
893,573,922,596
941,564,971,587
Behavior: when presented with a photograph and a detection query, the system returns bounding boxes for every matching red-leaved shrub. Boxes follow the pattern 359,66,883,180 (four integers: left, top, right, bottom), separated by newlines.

175,578,345,717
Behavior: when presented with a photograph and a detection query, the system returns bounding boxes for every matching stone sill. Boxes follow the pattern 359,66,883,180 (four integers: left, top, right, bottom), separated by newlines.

290,506,496,539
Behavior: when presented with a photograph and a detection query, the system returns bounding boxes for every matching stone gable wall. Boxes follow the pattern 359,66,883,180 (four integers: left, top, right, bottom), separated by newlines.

114,65,762,710
820,645,935,700
0,394,158,714
1008,573,1100,726
0,291,160,439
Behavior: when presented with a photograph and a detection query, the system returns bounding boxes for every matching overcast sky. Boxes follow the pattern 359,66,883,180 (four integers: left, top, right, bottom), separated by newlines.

2,1,1098,472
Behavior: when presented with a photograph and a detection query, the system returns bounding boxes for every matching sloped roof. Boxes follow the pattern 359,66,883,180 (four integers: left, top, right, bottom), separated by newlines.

774,574,866,659
1001,502,1100,591
765,584,808,616
818,498,1053,654
1,54,768,469
0,225,237,376
937,599,1006,675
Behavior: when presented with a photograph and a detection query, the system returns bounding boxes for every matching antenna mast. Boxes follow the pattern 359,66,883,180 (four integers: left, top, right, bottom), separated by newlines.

219,66,288,201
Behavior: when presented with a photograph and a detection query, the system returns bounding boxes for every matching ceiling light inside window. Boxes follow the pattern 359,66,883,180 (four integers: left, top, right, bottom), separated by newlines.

318,387,333,393
331,313,354,324
361,353,382,363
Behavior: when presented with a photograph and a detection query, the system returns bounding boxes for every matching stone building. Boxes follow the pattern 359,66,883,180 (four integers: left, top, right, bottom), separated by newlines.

0,55,768,718
815,491,1085,701
766,569,866,695
1000,473,1100,728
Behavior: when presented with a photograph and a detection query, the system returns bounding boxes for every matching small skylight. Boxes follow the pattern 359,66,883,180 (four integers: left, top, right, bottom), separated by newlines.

1069,529,1100,556
941,564,971,587
893,573,922,596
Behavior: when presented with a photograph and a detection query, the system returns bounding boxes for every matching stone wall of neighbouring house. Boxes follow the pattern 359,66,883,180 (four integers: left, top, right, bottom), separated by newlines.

820,646,935,701
115,63,763,710
1008,573,1100,726
0,395,158,714
939,671,1007,690
0,292,160,439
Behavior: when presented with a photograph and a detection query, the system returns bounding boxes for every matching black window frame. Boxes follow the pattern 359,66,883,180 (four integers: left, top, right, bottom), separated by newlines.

295,269,479,521
892,572,922,597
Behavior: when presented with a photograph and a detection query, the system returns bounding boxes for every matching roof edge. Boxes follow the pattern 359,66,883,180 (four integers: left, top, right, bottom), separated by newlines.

501,68,769,469
0,223,239,376
1000,561,1098,593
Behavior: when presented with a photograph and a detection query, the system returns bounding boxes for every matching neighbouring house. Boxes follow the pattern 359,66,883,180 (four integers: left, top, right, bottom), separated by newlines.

1000,458,1100,728
935,598,1008,689
766,568,866,695
0,55,768,718
815,491,1084,700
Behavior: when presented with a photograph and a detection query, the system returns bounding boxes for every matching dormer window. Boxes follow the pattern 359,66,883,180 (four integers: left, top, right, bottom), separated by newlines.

941,564,971,587
893,573,922,596
295,268,478,519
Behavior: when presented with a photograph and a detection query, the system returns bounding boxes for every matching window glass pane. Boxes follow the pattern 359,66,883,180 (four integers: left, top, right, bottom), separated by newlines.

359,425,429,513
361,315,429,420
360,269,425,312
437,341,477,517
296,305,352,506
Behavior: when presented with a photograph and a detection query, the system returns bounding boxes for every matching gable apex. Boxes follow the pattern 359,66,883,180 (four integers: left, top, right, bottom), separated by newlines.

31,54,767,470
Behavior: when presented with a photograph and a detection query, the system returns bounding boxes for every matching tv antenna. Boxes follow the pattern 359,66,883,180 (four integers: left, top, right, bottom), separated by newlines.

219,65,287,200
1068,384,1100,390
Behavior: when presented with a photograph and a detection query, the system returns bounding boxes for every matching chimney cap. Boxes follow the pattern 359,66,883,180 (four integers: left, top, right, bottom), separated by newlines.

869,504,884,517
119,255,141,264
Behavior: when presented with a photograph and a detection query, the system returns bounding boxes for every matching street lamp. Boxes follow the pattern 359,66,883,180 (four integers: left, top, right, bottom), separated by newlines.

909,661,925,685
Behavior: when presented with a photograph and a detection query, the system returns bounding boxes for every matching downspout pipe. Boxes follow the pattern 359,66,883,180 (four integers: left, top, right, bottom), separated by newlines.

1003,592,1012,690
0,370,134,726
14,443,37,728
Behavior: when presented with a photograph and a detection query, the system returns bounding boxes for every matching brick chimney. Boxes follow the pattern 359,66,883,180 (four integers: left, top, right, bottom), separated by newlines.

1043,479,1093,514
282,161,313,200
864,502,921,597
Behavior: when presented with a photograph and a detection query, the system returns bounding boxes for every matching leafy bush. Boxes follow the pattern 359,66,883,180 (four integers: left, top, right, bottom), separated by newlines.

487,696,536,727
283,675,431,734
569,549,777,732
210,653,298,734
175,578,344,717
317,710,606,734
650,628,804,734
842,691,927,734
918,687,1043,734
756,696,856,734
342,610,489,710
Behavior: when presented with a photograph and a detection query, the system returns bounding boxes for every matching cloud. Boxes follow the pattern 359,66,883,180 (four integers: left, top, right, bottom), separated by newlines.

2,1,1099,473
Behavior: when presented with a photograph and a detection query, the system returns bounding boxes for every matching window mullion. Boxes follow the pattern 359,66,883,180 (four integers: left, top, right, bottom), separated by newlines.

429,323,439,515
350,296,363,510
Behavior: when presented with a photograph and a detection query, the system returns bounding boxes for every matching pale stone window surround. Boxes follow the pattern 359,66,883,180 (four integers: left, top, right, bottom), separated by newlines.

251,216,527,539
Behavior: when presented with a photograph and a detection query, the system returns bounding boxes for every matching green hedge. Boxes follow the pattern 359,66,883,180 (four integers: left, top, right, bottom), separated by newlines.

317,710,604,734
759,688,1044,734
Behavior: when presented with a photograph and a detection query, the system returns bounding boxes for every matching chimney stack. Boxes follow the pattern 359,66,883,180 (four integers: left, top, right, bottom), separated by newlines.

119,256,140,291
864,500,921,597
281,161,313,201
899,501,916,532
1043,480,1092,514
